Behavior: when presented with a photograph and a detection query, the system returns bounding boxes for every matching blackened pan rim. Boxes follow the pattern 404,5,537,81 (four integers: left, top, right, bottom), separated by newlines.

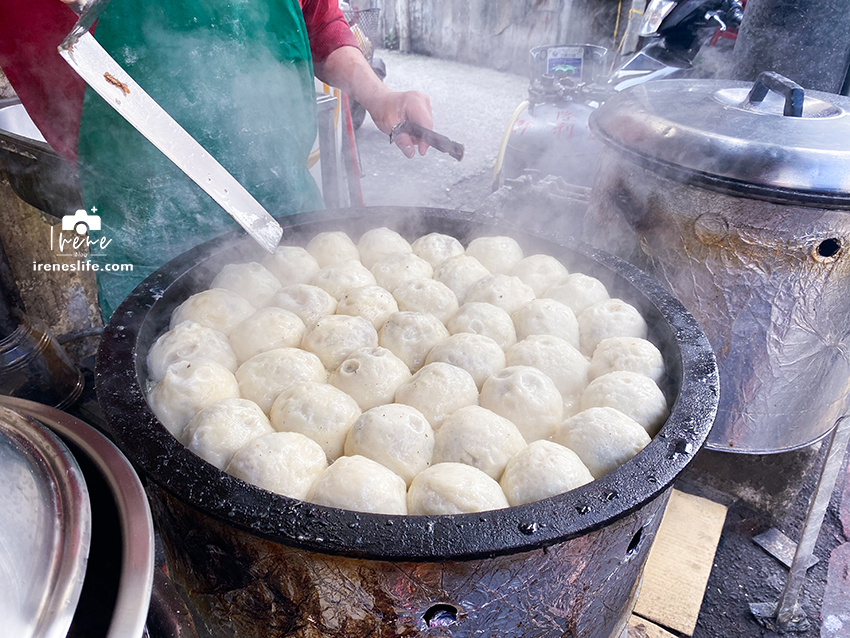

96,206,718,562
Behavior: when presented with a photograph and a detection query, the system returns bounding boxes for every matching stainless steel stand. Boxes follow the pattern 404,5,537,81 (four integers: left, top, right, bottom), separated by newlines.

750,414,850,631
315,93,344,209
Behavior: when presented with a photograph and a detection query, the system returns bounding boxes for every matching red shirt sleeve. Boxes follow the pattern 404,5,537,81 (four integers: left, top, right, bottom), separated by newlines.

0,0,86,163
300,0,360,62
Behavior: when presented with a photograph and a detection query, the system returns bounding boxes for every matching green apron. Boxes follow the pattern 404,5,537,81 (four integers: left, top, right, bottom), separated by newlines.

77,0,323,318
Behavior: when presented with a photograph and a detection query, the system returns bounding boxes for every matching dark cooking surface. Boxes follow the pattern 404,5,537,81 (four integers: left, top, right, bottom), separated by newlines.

96,206,718,561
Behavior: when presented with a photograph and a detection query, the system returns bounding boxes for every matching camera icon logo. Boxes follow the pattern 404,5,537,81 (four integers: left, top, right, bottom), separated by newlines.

62,209,102,235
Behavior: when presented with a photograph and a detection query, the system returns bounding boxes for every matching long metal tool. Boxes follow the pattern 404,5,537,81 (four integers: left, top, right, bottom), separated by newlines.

390,120,465,161
58,0,283,253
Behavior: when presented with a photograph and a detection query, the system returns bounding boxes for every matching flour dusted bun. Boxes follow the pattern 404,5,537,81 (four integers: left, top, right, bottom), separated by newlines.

344,404,434,485
425,333,506,389
336,286,399,330
305,231,359,267
371,253,433,292
394,362,478,429
447,302,516,350
226,431,328,500
588,337,665,385
465,236,523,274
229,308,306,363
577,299,648,356
330,346,412,410
170,288,255,336
464,274,536,315
358,227,412,269
510,254,569,297
311,259,377,300
512,298,580,348
544,273,609,316
479,365,563,442
306,455,407,515
379,311,450,372
433,254,490,303
235,348,326,413
147,320,237,382
580,371,668,436
261,245,320,285
301,315,378,371
271,284,337,326
210,262,282,309
269,382,361,460
505,335,589,400
500,440,593,506
432,405,526,479
555,407,651,478
182,398,273,469
392,278,458,324
407,463,509,515
411,232,465,267
148,360,240,437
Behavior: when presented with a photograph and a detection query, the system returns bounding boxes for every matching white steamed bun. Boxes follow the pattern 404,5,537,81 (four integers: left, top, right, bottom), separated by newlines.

147,320,237,382
306,454,408,515
344,403,434,485
148,359,240,436
235,348,326,413
226,431,328,499
182,398,273,469
229,307,306,363
305,231,359,268
479,365,563,442
432,405,527,480
269,381,361,460
554,406,650,478
170,288,255,337
500,440,593,506
210,261,281,308
407,463,509,515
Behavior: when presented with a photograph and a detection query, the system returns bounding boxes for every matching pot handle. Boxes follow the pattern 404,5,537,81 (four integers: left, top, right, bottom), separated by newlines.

743,71,804,117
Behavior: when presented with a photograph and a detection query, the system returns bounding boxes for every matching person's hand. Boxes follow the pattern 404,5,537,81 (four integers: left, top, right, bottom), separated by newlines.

314,47,434,158
365,90,433,158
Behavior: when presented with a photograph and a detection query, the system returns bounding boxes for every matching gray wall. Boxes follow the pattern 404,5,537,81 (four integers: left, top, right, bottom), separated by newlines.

380,0,624,76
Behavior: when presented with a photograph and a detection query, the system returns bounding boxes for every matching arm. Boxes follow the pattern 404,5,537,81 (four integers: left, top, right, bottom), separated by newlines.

301,0,432,157
314,46,433,158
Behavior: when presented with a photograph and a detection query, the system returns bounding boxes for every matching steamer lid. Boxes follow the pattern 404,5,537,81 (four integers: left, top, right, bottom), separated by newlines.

589,72,850,205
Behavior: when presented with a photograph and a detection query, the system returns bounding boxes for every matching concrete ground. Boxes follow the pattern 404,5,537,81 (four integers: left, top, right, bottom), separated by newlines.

350,50,850,638
684,449,850,638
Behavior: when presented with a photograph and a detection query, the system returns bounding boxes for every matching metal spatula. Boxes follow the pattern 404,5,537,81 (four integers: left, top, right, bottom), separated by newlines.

59,0,283,253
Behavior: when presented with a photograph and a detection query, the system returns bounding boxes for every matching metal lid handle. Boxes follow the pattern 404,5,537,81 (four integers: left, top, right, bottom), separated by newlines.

745,71,804,117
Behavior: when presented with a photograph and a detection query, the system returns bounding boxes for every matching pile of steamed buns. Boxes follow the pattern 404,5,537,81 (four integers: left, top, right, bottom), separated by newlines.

146,227,669,516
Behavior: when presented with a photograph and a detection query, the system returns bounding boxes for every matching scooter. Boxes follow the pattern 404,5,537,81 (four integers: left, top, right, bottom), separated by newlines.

493,0,744,191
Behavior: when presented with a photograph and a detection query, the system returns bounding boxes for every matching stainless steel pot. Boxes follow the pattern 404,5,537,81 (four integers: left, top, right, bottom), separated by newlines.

0,396,154,638
585,73,850,454
96,207,718,638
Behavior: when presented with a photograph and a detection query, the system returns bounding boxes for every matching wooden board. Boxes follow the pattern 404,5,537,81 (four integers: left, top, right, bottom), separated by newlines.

631,489,728,636
627,616,679,638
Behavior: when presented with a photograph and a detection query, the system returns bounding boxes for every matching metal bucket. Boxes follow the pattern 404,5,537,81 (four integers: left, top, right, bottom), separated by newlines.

585,76,850,453
96,207,718,637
